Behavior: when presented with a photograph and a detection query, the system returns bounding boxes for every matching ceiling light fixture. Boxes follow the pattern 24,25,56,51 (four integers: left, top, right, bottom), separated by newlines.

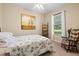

33,4,44,10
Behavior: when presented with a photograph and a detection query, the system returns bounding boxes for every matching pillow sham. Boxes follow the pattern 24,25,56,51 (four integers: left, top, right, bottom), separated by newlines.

0,39,6,43
0,38,7,48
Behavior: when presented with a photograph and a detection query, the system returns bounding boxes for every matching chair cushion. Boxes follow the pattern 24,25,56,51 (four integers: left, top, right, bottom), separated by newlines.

69,30,79,41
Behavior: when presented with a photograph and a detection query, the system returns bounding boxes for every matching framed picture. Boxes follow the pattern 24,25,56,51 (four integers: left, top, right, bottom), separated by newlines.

21,14,36,30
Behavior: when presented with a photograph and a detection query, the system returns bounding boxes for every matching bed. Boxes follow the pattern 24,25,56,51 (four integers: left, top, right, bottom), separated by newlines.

0,32,53,56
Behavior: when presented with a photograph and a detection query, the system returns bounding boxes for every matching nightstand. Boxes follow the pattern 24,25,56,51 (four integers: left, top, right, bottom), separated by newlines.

42,24,48,38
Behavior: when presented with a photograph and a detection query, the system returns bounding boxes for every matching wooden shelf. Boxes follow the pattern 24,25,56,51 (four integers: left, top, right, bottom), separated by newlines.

42,24,48,38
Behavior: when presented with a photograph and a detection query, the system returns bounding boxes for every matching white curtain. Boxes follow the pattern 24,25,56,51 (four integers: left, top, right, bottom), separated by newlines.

61,11,66,37
51,15,54,40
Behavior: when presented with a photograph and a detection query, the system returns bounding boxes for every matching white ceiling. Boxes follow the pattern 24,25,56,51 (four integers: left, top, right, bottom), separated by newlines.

16,3,64,14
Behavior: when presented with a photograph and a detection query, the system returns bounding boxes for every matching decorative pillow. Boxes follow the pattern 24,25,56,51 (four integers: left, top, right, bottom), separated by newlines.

0,38,7,48
0,39,6,43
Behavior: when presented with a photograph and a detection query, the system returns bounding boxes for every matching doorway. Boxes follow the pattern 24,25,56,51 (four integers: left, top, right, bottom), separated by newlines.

54,13,62,42
51,11,66,43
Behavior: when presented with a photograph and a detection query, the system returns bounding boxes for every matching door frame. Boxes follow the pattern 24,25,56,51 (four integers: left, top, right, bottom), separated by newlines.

51,10,66,41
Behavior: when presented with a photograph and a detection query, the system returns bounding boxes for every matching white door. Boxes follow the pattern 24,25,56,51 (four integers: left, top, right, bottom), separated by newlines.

51,11,66,42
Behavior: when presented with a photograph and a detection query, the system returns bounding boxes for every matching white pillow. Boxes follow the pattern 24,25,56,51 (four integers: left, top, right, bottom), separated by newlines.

0,32,13,37
0,32,15,42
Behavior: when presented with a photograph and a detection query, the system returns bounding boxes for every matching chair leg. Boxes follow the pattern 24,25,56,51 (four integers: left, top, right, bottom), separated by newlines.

65,46,70,52
66,49,69,52
76,47,78,53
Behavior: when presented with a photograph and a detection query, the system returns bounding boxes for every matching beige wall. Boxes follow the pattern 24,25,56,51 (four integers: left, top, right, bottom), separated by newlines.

0,4,2,30
1,3,79,37
44,3,79,38
2,4,42,36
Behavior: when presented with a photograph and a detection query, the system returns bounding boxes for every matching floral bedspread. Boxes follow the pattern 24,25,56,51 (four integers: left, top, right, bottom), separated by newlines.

0,35,53,56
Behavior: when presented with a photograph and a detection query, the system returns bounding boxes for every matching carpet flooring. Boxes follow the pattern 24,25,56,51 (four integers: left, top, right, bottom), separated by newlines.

43,41,79,56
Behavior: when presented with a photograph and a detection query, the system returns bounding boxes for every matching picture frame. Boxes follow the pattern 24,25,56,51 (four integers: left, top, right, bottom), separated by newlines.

21,14,36,30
